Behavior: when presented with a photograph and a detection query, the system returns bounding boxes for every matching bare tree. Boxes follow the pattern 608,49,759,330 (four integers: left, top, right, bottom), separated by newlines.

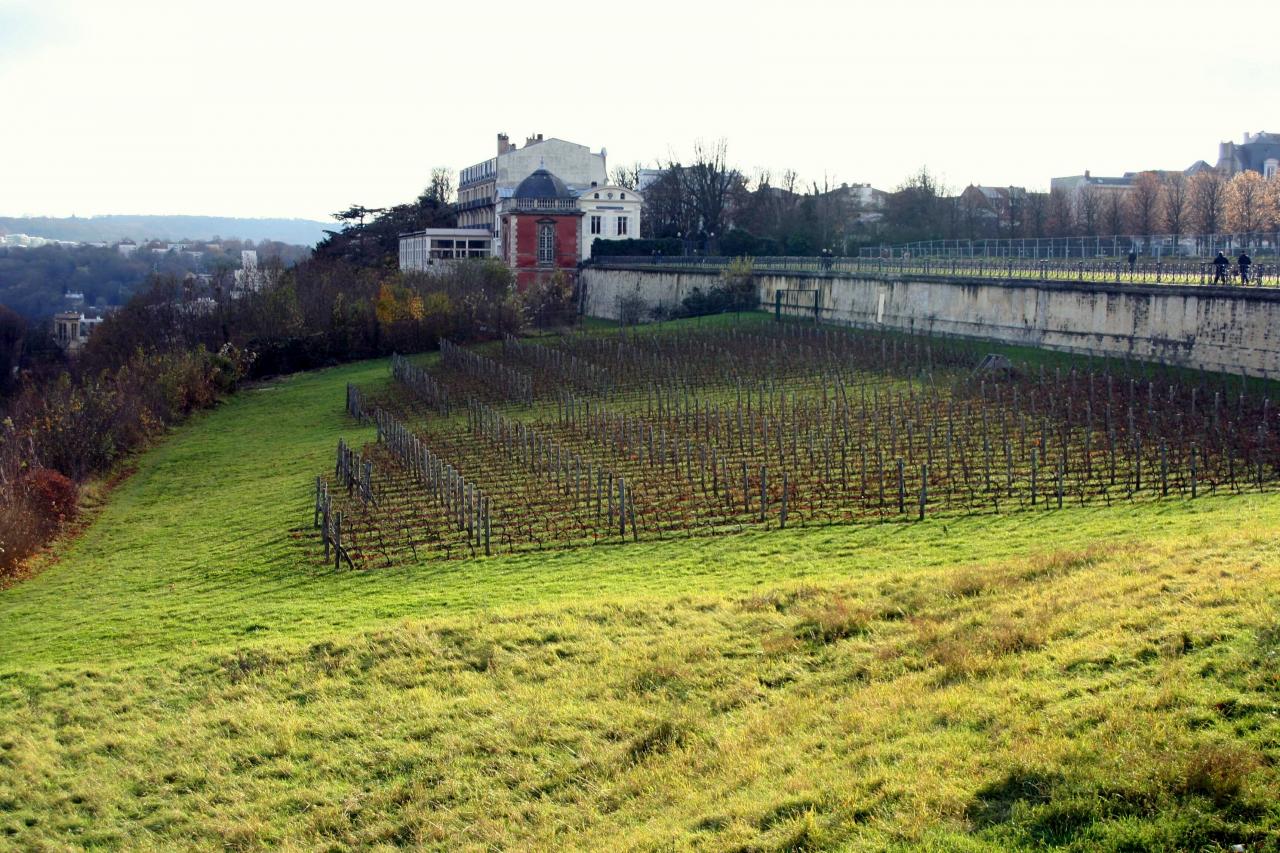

1225,171,1267,235
1189,169,1227,236
610,162,644,190
1161,173,1190,251
1047,187,1075,237
425,167,454,206
886,167,945,240
958,187,988,239
808,174,850,253
640,167,694,239
1126,172,1163,252
1076,186,1102,236
1102,190,1127,238
1265,177,1280,233
1001,189,1024,240
676,139,742,242
1023,191,1048,238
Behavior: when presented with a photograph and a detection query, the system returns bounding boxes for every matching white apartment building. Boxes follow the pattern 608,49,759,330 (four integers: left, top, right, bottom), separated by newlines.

456,132,607,256
577,183,642,259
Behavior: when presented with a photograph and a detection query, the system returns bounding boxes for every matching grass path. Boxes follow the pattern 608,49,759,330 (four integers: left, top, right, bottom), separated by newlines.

2,351,1278,849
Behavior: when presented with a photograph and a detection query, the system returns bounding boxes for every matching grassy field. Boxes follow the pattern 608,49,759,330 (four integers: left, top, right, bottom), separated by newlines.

2,331,1279,850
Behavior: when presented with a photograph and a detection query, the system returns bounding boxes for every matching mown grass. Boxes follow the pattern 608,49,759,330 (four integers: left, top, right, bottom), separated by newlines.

2,337,1279,850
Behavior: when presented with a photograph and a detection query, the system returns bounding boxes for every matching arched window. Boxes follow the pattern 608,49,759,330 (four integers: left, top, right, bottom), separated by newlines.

620,192,626,199
538,224,555,264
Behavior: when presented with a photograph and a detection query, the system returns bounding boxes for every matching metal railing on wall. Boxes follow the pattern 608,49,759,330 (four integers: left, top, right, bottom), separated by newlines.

862,233,1280,260
586,254,1280,288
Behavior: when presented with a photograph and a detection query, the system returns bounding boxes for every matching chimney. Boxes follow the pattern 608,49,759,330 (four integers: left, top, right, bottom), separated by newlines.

1084,169,1090,179
525,133,541,147
497,132,512,155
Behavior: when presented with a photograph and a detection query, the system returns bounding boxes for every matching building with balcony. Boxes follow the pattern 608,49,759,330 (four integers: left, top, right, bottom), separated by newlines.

456,132,607,256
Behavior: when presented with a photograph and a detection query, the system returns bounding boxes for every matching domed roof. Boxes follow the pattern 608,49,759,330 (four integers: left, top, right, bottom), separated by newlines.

514,168,572,200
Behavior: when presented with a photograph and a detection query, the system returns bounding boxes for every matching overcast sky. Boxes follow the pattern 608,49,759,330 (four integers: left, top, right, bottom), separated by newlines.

2,0,1277,222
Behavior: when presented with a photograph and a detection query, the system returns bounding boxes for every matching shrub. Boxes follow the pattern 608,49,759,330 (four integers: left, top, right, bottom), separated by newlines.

589,237,682,258
21,468,77,534
524,271,576,328
670,257,758,319
618,292,647,326
0,492,42,575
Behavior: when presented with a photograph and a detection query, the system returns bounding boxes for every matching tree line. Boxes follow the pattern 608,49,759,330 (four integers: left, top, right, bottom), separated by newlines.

604,141,1280,255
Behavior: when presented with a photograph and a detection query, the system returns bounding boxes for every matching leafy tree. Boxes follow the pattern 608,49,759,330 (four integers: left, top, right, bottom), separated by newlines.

316,183,456,268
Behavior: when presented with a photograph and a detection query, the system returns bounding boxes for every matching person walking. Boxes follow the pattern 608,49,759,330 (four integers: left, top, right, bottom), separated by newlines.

1127,249,1137,274
1213,251,1230,284
1238,251,1252,285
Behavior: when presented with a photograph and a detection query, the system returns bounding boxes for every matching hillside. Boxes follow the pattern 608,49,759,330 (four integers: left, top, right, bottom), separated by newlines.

1,340,1278,850
0,215,334,247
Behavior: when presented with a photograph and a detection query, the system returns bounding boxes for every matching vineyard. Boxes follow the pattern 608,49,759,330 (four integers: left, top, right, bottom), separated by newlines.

310,322,1280,568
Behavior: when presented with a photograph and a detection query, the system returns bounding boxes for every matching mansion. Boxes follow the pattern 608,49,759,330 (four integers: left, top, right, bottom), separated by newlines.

400,132,641,289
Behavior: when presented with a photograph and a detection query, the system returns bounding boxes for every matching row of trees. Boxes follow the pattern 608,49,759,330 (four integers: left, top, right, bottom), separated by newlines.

605,141,1280,255
950,169,1279,245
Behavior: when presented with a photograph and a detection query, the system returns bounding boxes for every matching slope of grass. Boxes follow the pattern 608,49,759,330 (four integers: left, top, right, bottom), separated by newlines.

2,346,1279,850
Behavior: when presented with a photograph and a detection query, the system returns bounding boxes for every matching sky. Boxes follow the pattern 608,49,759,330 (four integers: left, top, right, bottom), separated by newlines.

1,0,1277,223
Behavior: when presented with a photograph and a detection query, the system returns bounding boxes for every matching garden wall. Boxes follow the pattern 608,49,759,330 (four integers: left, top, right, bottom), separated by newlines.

580,266,1280,377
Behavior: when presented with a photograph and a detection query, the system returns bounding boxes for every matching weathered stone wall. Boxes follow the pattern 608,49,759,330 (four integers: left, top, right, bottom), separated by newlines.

580,266,1280,377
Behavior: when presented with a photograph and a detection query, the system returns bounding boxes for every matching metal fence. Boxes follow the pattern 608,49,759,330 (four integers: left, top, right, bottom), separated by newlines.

587,254,1280,288
862,233,1280,260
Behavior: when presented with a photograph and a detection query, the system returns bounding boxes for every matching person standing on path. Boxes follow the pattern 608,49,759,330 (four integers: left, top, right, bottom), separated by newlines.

1127,249,1137,274
1238,251,1252,285
1213,251,1230,284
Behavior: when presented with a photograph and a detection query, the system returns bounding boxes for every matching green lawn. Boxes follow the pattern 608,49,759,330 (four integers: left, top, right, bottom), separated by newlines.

2,348,1278,850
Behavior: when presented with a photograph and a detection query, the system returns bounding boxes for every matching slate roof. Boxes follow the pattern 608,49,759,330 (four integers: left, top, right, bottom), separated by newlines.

513,169,572,200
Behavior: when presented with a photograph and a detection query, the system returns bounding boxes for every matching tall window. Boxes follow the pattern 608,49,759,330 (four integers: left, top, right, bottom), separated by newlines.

538,224,555,264
616,216,628,236
590,215,602,235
